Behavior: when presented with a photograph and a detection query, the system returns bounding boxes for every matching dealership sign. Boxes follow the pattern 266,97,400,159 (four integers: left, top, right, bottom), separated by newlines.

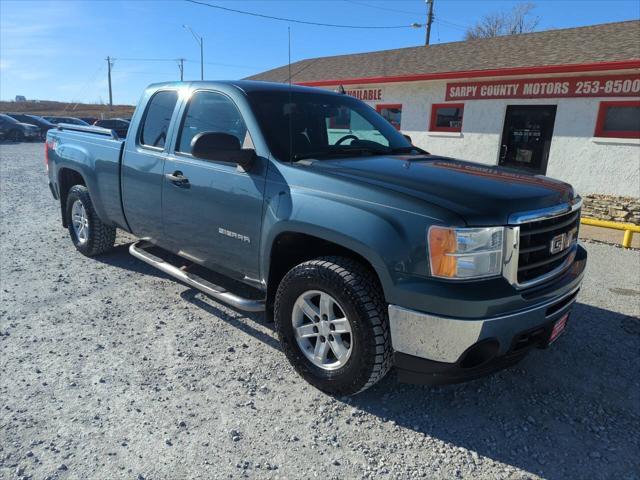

345,87,383,101
445,74,640,101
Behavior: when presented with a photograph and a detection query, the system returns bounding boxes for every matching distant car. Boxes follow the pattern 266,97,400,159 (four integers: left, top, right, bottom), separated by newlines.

93,118,129,138
6,113,55,140
44,116,90,126
0,113,41,141
81,117,98,125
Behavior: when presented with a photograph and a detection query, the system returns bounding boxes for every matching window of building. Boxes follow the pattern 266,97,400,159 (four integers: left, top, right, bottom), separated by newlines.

594,101,640,139
430,103,464,132
140,90,178,149
376,104,402,130
176,90,250,155
328,106,351,129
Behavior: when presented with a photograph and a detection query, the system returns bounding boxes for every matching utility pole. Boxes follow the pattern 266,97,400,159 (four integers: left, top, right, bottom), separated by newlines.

425,0,434,46
178,58,185,81
200,37,204,81
183,25,204,80
106,56,113,110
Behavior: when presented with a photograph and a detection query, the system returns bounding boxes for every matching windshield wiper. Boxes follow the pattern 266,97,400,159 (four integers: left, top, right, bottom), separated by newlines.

390,146,429,155
292,151,334,161
292,147,389,161
333,146,391,156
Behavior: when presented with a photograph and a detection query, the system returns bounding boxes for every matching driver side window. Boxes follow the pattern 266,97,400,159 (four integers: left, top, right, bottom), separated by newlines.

177,91,252,155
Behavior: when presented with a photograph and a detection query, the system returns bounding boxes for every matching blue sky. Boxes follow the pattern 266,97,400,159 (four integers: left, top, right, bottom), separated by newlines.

1,0,638,105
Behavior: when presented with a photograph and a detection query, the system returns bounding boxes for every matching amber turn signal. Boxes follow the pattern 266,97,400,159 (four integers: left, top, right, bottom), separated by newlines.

428,226,458,278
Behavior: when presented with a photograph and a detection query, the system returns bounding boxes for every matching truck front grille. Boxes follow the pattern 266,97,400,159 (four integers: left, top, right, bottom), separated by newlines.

517,209,581,284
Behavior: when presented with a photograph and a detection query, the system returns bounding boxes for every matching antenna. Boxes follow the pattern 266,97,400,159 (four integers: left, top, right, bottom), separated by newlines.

288,26,293,164
288,27,292,87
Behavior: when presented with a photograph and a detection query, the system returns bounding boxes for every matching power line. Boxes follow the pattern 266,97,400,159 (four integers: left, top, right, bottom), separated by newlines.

342,0,423,16
436,18,470,31
341,0,470,35
185,0,422,29
186,59,263,70
111,56,263,70
111,57,178,62
66,63,105,111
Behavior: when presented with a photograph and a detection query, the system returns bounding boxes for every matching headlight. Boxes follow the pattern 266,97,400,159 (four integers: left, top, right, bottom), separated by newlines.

428,226,504,279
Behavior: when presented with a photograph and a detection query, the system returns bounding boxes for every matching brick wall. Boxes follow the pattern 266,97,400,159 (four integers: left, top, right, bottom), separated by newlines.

582,194,640,225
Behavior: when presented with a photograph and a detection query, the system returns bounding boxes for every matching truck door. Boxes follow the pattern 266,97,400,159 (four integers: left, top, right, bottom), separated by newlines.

161,89,266,282
121,89,179,242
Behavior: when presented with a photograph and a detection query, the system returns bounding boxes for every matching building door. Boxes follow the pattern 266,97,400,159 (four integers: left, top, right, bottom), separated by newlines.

499,105,557,174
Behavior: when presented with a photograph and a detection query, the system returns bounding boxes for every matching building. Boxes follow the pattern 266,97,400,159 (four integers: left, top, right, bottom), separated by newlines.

249,21,640,222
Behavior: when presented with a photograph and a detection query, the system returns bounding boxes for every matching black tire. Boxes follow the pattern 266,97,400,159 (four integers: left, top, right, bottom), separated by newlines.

65,185,116,256
274,256,392,396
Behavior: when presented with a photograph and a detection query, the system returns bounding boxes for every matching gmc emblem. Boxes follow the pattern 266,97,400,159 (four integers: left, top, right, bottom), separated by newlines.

550,228,576,255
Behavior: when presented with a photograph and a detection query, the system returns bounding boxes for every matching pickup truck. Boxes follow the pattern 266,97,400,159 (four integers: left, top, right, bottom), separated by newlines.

45,80,587,395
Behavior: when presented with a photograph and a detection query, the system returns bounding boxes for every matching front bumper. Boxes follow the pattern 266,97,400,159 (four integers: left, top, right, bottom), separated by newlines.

389,244,586,385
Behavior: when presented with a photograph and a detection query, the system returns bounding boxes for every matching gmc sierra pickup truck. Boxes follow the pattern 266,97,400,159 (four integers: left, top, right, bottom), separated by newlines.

45,81,586,395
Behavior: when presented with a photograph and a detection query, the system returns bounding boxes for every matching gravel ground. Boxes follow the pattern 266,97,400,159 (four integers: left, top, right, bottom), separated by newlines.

1,141,639,480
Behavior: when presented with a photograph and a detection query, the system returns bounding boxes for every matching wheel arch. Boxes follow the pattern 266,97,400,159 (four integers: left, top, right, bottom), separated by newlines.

265,229,390,313
57,168,87,227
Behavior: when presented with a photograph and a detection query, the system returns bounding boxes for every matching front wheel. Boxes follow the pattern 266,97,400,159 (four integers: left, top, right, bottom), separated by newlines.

274,256,392,395
65,185,116,256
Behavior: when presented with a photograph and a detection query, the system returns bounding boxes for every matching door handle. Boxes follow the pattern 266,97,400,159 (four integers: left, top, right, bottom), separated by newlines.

165,171,190,187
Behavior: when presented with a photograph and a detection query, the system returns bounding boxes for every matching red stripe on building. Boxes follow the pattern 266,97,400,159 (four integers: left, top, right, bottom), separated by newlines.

295,60,640,87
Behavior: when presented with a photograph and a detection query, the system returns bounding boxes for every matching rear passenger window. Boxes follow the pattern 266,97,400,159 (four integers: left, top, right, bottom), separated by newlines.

140,90,178,149
177,90,251,154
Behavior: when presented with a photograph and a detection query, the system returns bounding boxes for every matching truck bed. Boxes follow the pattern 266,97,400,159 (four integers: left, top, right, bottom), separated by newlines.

47,124,128,230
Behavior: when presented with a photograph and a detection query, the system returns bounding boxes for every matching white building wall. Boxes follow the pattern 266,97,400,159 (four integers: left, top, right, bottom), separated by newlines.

344,77,640,198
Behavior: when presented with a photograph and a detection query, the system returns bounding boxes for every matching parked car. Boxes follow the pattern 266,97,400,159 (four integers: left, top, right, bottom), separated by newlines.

45,81,586,395
0,113,41,141
44,116,90,126
6,113,55,140
93,118,129,138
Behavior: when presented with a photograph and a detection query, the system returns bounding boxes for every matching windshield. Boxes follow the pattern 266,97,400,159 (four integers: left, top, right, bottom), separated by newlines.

247,90,414,161
0,114,18,124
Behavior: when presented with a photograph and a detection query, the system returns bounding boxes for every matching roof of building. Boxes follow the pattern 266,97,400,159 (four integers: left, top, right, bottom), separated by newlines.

247,20,640,85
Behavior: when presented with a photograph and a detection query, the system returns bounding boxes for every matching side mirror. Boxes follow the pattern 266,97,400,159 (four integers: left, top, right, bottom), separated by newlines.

191,132,256,169
402,134,413,145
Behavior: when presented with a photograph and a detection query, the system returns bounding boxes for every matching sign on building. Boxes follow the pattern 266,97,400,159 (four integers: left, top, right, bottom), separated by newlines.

445,74,640,101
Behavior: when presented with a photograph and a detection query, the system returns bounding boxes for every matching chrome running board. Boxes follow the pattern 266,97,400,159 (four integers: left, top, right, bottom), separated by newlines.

129,240,265,312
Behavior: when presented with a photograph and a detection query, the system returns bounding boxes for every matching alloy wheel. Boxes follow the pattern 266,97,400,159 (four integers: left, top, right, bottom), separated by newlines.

71,199,89,245
291,290,353,371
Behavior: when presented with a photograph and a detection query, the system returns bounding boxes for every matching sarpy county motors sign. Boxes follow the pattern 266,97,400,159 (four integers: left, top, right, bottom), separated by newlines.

445,73,640,101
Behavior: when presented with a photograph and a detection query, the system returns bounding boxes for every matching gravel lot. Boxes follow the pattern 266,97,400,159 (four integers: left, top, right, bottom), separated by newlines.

1,141,639,480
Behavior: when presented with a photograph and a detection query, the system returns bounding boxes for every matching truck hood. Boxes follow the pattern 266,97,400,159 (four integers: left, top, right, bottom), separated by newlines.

309,155,577,225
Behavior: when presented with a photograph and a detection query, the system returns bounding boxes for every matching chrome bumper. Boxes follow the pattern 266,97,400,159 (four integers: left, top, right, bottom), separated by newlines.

388,285,580,364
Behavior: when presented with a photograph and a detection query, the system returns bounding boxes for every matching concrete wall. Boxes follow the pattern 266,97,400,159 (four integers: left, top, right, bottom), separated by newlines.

334,76,640,198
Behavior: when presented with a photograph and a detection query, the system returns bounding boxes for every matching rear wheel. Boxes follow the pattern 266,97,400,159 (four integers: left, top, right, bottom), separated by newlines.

274,256,392,395
65,185,116,256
